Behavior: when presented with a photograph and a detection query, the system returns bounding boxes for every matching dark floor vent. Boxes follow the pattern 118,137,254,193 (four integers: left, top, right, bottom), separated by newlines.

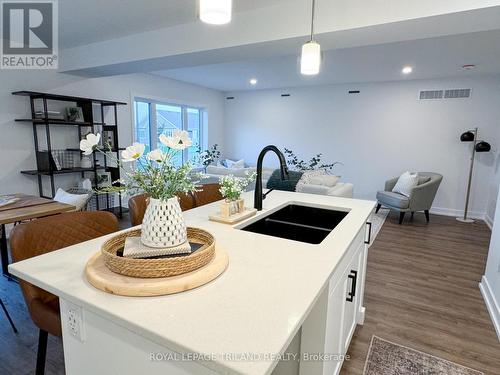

281,94,290,97
348,90,360,94
226,96,235,100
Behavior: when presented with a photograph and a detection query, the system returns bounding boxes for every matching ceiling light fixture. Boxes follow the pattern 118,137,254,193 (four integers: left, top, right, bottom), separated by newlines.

199,0,232,25
250,78,258,85
402,66,413,75
300,0,321,76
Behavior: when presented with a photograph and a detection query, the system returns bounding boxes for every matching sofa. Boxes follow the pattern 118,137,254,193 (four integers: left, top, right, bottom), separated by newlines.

205,165,353,198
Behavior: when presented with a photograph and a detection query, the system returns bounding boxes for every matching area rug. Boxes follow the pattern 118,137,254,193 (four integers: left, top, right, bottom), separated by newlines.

363,336,484,375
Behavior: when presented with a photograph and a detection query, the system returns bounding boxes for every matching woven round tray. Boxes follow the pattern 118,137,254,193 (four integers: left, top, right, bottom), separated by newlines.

101,227,215,278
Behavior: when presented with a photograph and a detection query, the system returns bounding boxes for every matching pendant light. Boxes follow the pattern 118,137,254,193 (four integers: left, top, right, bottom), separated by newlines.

301,0,321,75
199,0,232,25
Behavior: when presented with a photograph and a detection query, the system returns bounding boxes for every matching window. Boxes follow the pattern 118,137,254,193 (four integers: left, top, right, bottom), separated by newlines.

133,99,205,166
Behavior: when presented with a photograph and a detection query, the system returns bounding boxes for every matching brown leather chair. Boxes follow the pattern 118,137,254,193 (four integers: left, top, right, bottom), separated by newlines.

128,193,149,227
10,211,119,375
128,185,221,227
193,183,223,207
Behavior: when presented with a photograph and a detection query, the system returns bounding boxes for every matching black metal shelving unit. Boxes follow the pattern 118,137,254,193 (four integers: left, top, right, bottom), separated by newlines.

12,91,127,217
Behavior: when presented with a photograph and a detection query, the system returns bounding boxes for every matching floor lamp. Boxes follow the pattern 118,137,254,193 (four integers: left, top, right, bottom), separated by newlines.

457,127,491,223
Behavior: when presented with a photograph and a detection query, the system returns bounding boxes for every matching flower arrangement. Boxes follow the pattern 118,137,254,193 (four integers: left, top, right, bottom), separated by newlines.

219,172,256,202
80,130,199,200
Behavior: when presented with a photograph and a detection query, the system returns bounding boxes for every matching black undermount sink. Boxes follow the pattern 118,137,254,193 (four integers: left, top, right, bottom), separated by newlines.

240,204,349,244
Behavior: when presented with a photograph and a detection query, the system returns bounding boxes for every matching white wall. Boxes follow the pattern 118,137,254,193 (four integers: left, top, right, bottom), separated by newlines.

481,186,500,340
0,70,225,197
224,76,500,219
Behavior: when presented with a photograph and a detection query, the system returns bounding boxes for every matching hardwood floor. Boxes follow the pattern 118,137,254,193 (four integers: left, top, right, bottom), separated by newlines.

341,211,500,375
1,212,499,374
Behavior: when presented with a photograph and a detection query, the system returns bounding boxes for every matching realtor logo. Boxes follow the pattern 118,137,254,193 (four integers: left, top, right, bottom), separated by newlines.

1,0,58,69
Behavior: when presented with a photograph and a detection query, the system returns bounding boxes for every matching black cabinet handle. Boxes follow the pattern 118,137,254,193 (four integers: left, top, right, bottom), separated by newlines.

365,222,372,245
346,270,358,302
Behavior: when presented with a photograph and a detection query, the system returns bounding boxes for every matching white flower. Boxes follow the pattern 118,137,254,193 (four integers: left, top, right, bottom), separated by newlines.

121,143,145,162
147,149,166,163
79,133,101,155
159,130,193,150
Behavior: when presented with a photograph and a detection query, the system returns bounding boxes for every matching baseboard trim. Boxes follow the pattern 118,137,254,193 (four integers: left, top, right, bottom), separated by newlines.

430,207,484,220
484,214,494,230
479,276,500,342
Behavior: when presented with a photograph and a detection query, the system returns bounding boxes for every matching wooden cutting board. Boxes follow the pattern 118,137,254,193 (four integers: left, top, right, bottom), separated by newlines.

85,247,229,297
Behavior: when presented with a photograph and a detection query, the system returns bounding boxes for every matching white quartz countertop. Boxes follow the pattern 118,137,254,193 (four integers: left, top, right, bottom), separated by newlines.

9,191,375,375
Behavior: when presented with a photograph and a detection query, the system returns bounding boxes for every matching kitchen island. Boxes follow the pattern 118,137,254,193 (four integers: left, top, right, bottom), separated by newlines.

9,190,375,375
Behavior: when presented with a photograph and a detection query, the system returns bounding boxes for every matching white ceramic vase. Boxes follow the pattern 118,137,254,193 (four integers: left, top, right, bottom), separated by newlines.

141,197,188,248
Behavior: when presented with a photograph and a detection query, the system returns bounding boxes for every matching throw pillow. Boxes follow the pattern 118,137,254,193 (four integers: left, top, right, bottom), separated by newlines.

54,188,90,211
392,171,419,197
299,169,327,185
226,159,245,169
309,175,340,187
267,170,303,192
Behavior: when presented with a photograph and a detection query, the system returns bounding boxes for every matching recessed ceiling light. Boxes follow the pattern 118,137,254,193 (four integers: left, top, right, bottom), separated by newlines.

249,78,258,85
199,0,232,25
461,64,476,71
402,66,413,75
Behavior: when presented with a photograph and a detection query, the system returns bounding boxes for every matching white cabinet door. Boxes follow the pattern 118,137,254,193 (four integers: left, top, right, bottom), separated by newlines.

323,281,346,375
340,245,363,353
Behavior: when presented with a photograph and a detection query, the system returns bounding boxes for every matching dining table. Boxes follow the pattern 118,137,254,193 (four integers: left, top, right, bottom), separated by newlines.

0,194,75,279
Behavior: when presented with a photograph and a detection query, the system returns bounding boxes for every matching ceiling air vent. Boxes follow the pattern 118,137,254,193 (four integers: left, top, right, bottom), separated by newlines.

419,90,443,100
444,89,471,99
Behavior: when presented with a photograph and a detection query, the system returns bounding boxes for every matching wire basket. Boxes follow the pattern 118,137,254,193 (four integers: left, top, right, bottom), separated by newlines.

67,187,115,211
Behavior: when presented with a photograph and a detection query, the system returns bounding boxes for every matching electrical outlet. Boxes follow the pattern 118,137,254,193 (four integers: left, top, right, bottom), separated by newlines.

65,303,84,342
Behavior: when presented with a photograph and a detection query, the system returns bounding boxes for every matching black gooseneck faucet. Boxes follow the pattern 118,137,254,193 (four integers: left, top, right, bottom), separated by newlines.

254,145,289,211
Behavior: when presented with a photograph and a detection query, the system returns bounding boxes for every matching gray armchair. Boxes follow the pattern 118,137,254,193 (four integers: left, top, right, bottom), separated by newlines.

376,172,443,224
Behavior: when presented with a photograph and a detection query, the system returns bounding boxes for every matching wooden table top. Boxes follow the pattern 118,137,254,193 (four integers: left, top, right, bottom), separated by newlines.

0,194,75,224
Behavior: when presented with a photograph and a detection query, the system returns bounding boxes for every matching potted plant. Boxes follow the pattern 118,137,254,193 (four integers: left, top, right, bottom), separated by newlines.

80,130,199,249
218,173,256,218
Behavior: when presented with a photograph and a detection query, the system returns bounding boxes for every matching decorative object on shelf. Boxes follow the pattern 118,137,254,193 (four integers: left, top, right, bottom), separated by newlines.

218,172,256,218
99,227,215,278
96,171,111,188
80,155,92,168
81,130,200,250
65,106,85,122
199,0,232,25
34,110,64,120
81,178,92,190
283,148,343,172
300,0,321,75
457,127,492,223
50,151,62,171
198,144,221,172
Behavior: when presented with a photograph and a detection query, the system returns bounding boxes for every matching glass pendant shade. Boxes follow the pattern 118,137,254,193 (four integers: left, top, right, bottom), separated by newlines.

199,0,232,25
301,41,321,75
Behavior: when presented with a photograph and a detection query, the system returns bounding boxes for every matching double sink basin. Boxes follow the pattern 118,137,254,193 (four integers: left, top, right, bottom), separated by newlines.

239,204,349,244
